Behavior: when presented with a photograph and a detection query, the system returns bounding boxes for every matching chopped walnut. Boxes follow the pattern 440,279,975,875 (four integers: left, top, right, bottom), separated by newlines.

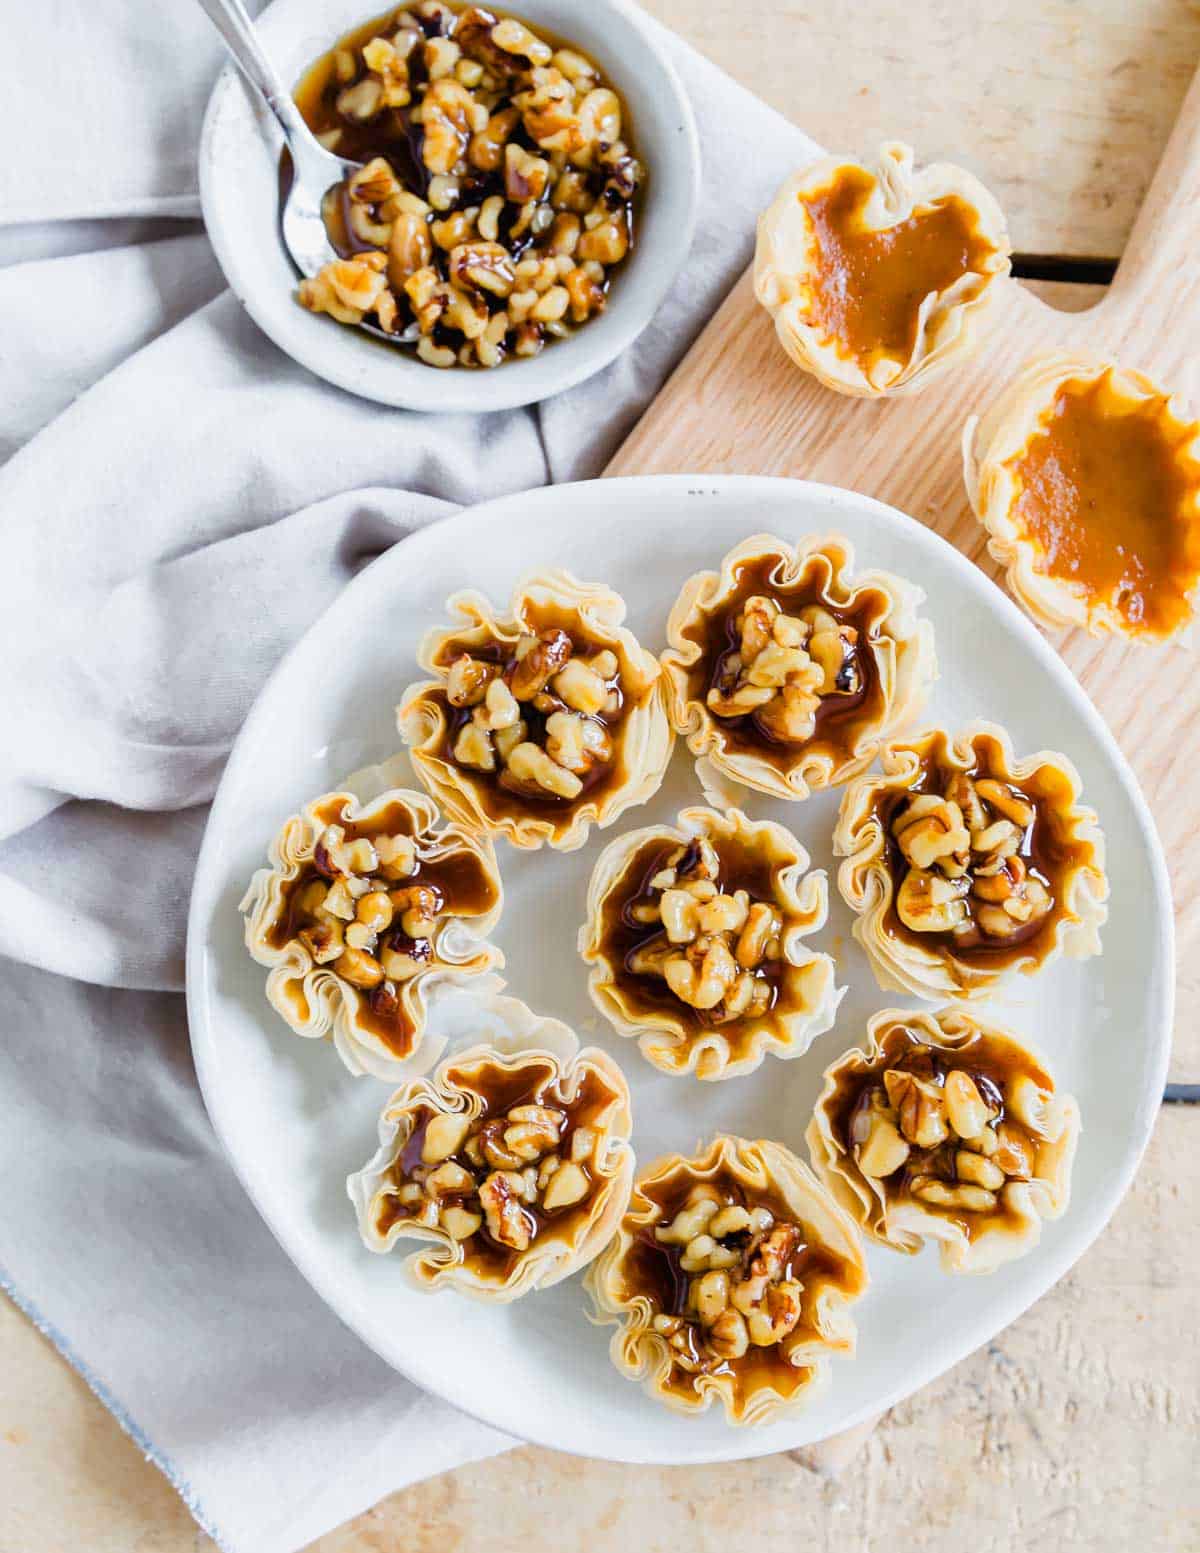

382,1091,599,1254
848,1053,1053,1221
444,629,624,804
888,770,1052,946
649,1191,809,1370
622,838,782,1024
293,1,641,368
707,595,860,743
289,820,453,1011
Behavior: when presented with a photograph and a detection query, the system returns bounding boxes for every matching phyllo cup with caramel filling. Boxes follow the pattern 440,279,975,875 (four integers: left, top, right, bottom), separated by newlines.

241,786,503,1080
963,351,1200,642
755,142,1011,398
661,533,936,805
807,1008,1079,1275
834,721,1107,1002
585,1137,867,1425
580,806,842,1081
398,569,673,852
348,1000,634,1301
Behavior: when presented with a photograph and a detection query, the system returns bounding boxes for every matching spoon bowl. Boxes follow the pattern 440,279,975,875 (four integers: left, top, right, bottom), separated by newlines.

196,0,360,283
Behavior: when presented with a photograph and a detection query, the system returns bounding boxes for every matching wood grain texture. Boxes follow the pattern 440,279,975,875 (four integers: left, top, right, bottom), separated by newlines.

607,69,1200,1078
5,1106,1195,1553
639,0,1200,260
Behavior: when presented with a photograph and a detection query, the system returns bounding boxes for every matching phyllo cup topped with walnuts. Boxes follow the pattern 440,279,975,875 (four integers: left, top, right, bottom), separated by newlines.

808,1008,1079,1274
834,720,1107,1001
585,1137,867,1425
241,786,502,1079
580,806,842,1081
348,999,634,1300
398,569,672,851
660,533,936,805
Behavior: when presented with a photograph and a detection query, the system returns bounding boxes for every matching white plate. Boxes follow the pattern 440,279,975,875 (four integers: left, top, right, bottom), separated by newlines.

198,0,700,412
187,474,1172,1461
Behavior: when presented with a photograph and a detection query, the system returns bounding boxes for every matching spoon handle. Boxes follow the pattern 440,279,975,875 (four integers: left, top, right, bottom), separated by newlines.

194,0,311,148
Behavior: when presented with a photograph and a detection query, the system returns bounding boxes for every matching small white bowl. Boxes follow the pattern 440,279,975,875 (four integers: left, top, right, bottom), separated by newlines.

199,0,701,411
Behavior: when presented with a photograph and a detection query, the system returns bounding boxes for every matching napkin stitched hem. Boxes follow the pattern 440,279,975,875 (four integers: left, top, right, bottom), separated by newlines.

0,1267,230,1553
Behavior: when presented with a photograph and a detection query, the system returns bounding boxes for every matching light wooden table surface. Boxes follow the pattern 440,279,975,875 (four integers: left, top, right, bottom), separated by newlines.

5,4,1199,1550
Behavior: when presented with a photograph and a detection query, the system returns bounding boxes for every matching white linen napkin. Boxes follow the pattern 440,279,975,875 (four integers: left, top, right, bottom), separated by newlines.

0,8,818,1549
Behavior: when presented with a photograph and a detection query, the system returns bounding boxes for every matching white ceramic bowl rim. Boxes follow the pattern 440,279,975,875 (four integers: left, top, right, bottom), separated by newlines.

198,0,701,411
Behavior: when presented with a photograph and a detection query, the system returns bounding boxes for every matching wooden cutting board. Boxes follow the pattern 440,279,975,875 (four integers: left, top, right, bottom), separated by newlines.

606,68,1200,1079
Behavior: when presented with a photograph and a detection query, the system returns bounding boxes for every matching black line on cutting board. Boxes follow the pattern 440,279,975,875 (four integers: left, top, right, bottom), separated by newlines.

1163,1085,1200,1104
1011,253,1118,285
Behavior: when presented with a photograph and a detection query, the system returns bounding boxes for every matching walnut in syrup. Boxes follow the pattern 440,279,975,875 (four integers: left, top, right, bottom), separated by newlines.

241,784,503,1078
349,1007,635,1299
293,3,643,368
398,570,672,851
808,1007,1079,1274
585,1137,867,1424
660,533,936,806
834,722,1108,1002
580,807,842,1080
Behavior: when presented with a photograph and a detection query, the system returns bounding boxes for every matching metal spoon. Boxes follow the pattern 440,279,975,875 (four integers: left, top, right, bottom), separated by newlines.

195,0,359,281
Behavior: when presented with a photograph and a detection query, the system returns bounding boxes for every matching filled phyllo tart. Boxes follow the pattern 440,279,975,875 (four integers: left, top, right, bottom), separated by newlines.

963,351,1200,642
399,569,672,851
755,142,1011,398
807,1007,1079,1274
834,721,1107,1001
580,806,841,1080
585,1137,867,1425
348,1004,634,1300
661,533,935,804
241,786,502,1079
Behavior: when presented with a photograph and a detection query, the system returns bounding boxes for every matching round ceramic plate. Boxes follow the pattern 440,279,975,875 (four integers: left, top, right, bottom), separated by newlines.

187,474,1172,1461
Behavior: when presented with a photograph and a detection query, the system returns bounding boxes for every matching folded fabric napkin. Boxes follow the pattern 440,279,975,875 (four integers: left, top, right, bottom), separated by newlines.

0,6,818,1550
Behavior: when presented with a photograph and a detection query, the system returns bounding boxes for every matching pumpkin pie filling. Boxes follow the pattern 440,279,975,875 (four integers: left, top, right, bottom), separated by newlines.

267,794,499,1054
1005,370,1200,638
800,165,997,368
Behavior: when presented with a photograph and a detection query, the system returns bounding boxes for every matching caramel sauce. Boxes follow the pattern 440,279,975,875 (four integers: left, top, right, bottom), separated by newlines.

598,833,784,1062
429,601,638,822
800,165,996,366
828,1019,1053,1244
878,731,1091,971
268,796,498,1055
681,553,888,770
1007,371,1200,638
617,1164,859,1411
294,7,434,189
375,1058,618,1280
